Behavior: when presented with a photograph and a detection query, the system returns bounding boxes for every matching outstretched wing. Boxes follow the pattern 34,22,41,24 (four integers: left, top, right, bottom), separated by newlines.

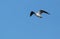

40,10,50,15
30,11,35,16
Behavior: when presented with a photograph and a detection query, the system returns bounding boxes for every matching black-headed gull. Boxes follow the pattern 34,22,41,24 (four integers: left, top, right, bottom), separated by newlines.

30,10,50,18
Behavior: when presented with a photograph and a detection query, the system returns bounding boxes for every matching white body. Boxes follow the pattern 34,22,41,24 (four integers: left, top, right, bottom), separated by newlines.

35,11,41,17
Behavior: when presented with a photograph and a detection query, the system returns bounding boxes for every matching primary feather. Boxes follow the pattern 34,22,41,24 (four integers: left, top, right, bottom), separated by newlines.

30,11,35,16
40,10,49,15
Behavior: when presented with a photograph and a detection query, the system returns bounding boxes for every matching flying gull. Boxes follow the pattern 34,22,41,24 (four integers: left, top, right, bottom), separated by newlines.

30,10,50,18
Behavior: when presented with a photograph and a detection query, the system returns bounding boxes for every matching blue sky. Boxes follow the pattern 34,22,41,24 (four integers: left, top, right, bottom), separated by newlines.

0,0,60,39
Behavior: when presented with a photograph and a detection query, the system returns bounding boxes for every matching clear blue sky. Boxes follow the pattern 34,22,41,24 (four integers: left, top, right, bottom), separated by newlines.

0,0,60,39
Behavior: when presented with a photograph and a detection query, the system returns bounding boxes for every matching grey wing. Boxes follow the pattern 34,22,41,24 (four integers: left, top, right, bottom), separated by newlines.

30,11,35,16
40,10,50,15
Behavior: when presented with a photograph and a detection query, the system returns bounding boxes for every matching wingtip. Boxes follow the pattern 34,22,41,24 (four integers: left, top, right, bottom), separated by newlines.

48,13,50,15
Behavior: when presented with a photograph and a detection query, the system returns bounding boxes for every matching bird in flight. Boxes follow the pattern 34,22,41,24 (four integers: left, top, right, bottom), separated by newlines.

30,10,50,18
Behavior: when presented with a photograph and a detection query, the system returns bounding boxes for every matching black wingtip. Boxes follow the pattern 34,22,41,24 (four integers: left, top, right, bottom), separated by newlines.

47,13,50,15
30,11,35,16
